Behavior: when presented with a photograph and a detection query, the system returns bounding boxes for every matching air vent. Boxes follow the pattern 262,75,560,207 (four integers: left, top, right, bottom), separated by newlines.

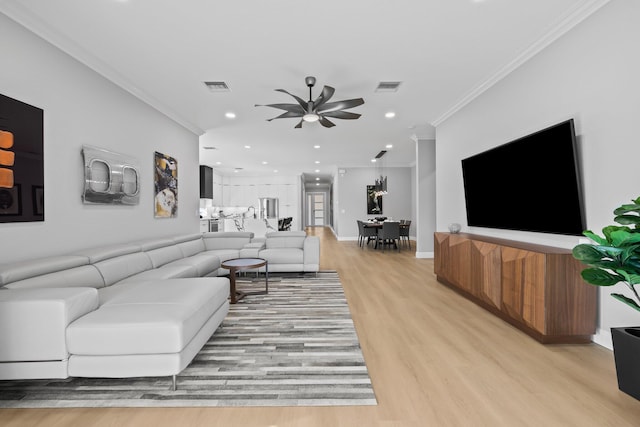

202,146,216,150
375,81,401,92
375,150,387,159
204,81,230,92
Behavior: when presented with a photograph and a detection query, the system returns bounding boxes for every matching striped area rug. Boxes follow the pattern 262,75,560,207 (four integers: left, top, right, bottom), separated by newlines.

0,272,377,408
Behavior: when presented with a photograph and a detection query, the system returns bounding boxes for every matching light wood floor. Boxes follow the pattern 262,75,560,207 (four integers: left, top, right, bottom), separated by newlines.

2,227,639,426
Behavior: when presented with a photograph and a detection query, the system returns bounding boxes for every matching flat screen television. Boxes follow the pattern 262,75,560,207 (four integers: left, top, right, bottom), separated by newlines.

461,119,585,236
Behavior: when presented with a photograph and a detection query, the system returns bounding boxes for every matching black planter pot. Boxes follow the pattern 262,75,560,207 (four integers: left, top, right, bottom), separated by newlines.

611,327,640,400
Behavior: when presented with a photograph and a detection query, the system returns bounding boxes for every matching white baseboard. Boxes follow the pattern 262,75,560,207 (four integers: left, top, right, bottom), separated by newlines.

416,252,434,259
592,328,613,350
337,236,359,241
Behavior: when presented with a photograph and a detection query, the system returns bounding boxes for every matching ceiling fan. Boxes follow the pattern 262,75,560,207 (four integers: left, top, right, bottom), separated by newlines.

256,76,364,128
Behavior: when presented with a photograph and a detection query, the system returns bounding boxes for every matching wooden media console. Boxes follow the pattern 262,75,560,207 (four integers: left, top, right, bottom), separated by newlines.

434,232,597,343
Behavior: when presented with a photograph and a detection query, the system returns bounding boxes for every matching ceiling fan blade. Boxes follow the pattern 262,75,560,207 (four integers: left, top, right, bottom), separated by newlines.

294,119,304,129
255,103,305,114
322,110,362,120
275,89,307,110
313,86,335,110
319,116,336,128
316,98,365,114
266,111,305,121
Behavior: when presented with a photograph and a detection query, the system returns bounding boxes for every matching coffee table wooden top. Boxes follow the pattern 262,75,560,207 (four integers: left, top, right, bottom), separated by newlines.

221,258,266,269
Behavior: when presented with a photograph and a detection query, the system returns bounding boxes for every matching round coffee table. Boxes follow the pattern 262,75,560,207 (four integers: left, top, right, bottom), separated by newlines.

221,257,268,304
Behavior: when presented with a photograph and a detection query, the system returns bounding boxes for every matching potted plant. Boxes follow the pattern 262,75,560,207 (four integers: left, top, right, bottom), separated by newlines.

572,196,640,400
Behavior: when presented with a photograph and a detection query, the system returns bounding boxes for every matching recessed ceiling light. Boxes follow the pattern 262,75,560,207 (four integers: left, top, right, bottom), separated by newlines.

316,177,320,181
244,145,251,149
314,145,320,149
262,161,268,165
225,112,236,119
314,161,320,164
315,169,320,173
386,144,393,149
316,183,320,186
385,112,396,119
273,169,278,173
215,161,221,165
371,159,377,163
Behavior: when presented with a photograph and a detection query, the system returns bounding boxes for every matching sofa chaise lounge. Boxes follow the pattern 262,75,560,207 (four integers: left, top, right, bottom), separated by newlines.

0,230,320,388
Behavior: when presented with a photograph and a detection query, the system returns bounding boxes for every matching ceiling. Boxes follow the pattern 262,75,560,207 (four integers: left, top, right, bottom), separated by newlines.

0,0,605,185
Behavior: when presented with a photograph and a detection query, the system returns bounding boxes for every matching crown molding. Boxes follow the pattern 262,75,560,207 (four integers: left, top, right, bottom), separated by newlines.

431,0,611,128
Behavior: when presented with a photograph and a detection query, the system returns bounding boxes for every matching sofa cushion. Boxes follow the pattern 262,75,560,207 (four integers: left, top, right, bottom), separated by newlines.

239,242,265,259
176,238,206,258
171,233,203,244
205,249,241,263
137,238,175,252
2,265,105,290
0,255,89,287
75,244,141,264
259,248,304,264
168,252,221,277
0,287,99,361
93,252,153,286
265,231,306,249
115,264,197,284
66,278,229,355
202,232,253,250
145,244,184,268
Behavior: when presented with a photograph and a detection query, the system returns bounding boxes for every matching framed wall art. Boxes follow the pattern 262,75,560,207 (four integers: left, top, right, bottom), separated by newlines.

0,93,43,222
367,185,382,215
81,145,140,205
154,151,178,218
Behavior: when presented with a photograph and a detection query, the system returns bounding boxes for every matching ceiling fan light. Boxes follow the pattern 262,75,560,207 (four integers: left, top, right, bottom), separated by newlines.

303,113,319,122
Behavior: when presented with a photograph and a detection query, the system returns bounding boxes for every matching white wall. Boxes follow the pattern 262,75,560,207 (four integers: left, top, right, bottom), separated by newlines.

335,166,413,240
416,139,436,257
435,0,640,348
0,14,200,264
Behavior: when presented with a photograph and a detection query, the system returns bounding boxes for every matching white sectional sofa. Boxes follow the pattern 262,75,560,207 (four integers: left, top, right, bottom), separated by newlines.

0,230,320,387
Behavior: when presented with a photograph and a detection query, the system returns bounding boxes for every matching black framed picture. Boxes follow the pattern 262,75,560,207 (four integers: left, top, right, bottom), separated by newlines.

367,185,382,215
0,184,21,216
0,93,44,222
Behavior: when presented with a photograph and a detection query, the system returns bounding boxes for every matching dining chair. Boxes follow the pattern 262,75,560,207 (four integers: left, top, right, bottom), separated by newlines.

356,220,365,247
376,221,400,252
399,220,411,249
358,220,377,248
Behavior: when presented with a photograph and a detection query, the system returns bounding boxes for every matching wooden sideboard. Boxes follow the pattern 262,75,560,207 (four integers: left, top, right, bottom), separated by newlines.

434,232,597,343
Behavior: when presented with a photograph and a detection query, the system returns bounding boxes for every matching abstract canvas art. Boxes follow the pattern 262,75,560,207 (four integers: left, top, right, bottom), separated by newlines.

154,151,178,218
367,185,382,215
0,94,43,222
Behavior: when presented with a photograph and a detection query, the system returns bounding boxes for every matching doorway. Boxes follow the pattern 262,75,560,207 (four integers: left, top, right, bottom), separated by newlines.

306,192,325,226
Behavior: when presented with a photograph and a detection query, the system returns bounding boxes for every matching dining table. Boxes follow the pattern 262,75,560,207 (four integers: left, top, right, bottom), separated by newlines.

362,220,409,250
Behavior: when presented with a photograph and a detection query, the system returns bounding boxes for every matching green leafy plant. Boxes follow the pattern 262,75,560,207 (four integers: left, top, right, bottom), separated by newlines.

572,196,640,313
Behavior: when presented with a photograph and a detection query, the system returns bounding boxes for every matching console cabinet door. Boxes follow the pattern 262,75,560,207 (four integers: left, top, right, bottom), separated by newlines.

470,240,502,310
500,247,546,333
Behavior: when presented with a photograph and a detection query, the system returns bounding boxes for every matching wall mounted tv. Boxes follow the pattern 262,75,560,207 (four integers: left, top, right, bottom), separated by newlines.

461,119,585,236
